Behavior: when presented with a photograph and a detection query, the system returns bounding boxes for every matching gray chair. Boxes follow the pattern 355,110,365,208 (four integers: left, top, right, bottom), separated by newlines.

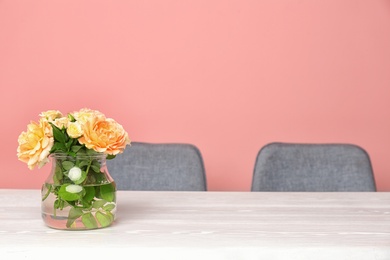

251,142,376,192
107,142,207,191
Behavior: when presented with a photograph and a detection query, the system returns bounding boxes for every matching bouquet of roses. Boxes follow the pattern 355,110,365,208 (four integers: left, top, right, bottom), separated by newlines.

17,108,130,169
17,108,130,229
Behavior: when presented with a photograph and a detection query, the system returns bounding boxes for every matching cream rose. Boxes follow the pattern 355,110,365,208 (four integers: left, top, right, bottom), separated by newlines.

53,117,70,129
17,119,54,170
40,110,63,122
67,121,83,138
78,116,130,155
72,108,105,124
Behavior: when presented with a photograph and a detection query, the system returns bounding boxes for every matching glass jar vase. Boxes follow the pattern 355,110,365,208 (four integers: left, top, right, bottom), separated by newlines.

41,153,116,230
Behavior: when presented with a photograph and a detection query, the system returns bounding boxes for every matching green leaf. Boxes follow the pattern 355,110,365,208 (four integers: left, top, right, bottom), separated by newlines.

86,149,98,155
83,186,95,202
58,143,67,151
54,165,63,184
92,199,107,209
95,211,113,227
71,145,83,153
106,154,116,160
54,198,66,210
50,123,67,144
99,183,116,202
78,160,90,169
62,161,75,170
65,138,73,149
58,184,84,201
90,164,101,173
76,148,87,156
51,142,67,153
67,151,76,157
93,172,103,183
50,142,66,153
81,213,98,229
66,207,83,228
103,203,115,212
106,212,115,223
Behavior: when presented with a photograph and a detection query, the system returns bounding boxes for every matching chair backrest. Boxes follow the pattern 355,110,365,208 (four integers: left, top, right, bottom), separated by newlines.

107,142,207,191
251,142,376,192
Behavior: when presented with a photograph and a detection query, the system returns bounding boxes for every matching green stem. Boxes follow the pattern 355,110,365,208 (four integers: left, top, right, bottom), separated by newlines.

82,159,93,185
42,184,52,201
86,159,92,173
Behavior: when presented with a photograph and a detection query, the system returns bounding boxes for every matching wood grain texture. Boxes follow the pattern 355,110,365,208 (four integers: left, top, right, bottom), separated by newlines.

1,190,389,259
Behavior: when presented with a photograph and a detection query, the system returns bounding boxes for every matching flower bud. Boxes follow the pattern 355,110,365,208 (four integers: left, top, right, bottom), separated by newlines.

68,167,82,182
65,184,83,194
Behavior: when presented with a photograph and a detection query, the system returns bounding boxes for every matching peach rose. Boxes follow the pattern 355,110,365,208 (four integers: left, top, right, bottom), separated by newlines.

17,119,54,170
78,116,130,155
67,121,83,138
72,108,105,124
40,110,63,122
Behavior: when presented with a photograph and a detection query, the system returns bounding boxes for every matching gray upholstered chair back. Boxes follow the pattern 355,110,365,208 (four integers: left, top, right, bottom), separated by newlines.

251,143,376,192
107,142,207,191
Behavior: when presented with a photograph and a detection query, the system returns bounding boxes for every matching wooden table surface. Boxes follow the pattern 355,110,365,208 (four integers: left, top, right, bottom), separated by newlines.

1,189,389,259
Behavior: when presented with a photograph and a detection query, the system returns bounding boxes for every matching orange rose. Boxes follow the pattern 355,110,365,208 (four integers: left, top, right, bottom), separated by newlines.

17,119,54,170
78,116,130,155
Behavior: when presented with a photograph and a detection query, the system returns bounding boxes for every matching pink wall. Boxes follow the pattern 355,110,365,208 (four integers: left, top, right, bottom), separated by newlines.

1,1,390,191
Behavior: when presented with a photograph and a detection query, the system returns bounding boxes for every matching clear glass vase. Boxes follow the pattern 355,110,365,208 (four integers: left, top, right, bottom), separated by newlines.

41,153,116,230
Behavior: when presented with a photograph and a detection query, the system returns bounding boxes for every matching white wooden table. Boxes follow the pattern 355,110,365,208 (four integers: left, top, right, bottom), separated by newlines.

1,189,389,259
